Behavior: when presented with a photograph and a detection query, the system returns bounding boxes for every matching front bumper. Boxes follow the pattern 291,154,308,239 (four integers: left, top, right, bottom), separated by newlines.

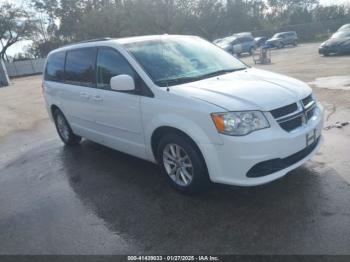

319,45,341,54
200,103,324,186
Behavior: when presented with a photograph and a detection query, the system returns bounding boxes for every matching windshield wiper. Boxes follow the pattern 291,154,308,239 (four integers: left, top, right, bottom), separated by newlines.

156,68,246,87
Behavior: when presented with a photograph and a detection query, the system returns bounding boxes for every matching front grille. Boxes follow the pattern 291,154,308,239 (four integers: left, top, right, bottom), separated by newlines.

302,94,313,107
279,116,303,132
306,106,315,120
247,137,320,178
270,94,316,132
270,103,298,118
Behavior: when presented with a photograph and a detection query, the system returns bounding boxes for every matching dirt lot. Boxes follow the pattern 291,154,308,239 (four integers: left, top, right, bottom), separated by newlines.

0,42,350,254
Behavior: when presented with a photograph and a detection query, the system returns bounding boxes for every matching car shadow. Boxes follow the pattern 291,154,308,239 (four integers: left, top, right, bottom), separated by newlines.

321,53,350,57
60,139,350,254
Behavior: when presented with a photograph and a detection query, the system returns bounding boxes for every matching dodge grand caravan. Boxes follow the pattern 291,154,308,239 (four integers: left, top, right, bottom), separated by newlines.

43,35,324,193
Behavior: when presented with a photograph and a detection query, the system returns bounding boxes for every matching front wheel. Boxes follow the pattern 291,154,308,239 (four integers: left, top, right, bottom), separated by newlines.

157,133,210,193
53,109,81,146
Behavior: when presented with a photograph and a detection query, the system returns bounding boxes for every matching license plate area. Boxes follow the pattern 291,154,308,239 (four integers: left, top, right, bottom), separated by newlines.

306,129,317,147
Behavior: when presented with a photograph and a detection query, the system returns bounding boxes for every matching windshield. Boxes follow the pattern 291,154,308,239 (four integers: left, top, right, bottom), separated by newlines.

124,36,246,87
338,24,350,31
217,36,236,45
332,31,350,39
272,33,283,38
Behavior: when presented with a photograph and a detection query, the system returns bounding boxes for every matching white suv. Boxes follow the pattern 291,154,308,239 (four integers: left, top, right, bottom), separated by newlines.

43,35,324,193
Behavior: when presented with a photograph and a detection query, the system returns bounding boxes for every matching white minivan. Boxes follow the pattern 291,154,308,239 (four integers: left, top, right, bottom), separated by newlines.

43,35,324,193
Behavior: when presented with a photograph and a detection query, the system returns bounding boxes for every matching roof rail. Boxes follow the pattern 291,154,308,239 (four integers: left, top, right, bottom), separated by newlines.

77,37,112,44
61,37,113,48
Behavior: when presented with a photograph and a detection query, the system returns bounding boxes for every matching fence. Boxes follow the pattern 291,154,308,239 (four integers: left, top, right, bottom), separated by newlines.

4,58,46,77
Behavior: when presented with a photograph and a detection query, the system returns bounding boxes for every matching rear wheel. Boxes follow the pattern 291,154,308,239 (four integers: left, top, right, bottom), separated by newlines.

53,109,81,146
157,133,210,193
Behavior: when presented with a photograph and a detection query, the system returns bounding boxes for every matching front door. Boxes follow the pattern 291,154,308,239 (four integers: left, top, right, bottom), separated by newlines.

92,47,146,159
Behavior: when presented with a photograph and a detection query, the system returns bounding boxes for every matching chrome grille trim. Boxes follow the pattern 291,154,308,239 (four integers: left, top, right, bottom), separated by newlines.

277,111,304,123
270,94,316,132
303,100,315,110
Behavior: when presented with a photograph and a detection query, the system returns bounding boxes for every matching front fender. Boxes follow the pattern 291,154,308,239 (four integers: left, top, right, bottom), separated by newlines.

143,113,224,162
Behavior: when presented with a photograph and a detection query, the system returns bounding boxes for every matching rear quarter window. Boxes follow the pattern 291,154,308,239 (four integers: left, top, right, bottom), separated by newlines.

45,51,65,82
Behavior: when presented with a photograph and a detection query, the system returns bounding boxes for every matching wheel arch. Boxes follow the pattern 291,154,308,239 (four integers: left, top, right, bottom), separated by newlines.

50,104,61,116
150,126,207,170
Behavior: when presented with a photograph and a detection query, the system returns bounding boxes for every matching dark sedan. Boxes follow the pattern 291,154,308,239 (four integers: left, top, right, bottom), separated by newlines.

319,30,350,56
337,23,350,32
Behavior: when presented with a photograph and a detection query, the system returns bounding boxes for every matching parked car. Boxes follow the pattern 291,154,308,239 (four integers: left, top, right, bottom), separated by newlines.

213,38,222,44
319,30,350,56
235,32,253,38
254,36,268,47
337,23,350,32
266,31,298,48
43,35,324,193
215,34,256,55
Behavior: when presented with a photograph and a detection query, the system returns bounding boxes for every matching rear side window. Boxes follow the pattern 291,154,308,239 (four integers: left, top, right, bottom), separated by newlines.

96,48,135,89
45,52,65,82
65,48,96,87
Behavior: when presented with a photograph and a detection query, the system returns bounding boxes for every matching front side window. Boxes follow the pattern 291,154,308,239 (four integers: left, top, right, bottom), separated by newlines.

273,33,283,38
124,36,246,87
45,51,65,82
96,48,135,89
65,48,96,87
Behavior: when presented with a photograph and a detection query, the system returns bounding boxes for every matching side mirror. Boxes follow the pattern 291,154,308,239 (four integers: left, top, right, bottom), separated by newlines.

110,74,135,91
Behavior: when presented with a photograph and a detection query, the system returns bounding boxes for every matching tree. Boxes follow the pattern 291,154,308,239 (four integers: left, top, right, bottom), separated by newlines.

0,3,38,61
26,0,349,54
30,0,59,41
76,7,125,39
313,5,348,21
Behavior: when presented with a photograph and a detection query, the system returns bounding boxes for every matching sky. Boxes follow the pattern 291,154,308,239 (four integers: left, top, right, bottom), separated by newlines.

1,0,350,56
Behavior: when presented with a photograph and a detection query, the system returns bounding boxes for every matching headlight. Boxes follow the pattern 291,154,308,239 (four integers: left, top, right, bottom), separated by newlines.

211,111,270,136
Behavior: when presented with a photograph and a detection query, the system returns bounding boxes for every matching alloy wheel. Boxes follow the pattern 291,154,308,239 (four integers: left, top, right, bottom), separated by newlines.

162,143,194,186
56,113,70,141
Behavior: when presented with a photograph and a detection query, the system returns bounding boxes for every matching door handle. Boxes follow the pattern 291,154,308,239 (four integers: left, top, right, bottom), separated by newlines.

92,95,103,102
80,92,90,99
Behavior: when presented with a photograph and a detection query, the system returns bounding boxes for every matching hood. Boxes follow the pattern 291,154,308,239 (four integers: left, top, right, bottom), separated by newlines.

173,68,311,111
322,37,350,47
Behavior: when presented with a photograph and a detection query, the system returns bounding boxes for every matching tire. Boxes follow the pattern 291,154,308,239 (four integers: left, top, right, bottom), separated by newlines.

53,109,81,146
323,52,330,57
293,41,298,46
249,47,255,55
277,42,284,49
156,133,211,193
